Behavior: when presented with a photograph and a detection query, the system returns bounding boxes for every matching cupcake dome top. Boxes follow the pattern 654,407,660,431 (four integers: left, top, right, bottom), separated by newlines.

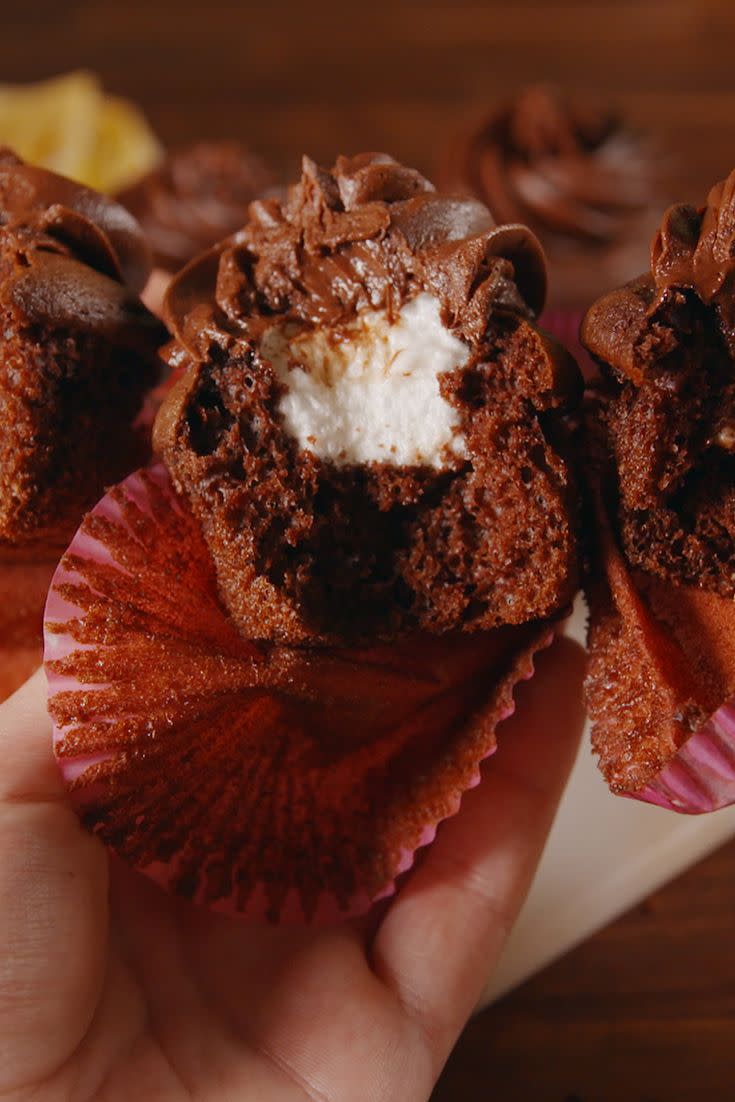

0,148,163,555
0,147,152,293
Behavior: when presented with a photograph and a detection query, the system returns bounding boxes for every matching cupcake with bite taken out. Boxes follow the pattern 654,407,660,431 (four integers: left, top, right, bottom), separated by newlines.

0,148,163,698
582,167,735,811
44,153,582,922
439,85,669,375
155,153,581,644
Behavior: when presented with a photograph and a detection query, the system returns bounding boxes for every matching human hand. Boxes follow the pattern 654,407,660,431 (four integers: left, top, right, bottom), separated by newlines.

0,638,585,1102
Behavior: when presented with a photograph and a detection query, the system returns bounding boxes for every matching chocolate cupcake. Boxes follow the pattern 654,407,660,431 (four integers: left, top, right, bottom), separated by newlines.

155,153,580,644
44,154,582,920
118,141,275,314
0,148,163,697
582,168,735,811
439,85,668,371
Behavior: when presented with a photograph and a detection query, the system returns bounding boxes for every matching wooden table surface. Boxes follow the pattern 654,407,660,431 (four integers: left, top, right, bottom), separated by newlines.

8,1,735,1097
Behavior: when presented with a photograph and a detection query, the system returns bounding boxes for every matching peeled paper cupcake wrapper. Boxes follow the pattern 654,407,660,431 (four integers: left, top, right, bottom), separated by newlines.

45,465,552,923
587,475,735,817
625,707,735,814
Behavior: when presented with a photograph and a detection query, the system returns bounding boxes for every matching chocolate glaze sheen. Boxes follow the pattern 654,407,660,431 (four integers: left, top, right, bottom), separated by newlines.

155,153,581,645
440,86,666,306
118,142,275,273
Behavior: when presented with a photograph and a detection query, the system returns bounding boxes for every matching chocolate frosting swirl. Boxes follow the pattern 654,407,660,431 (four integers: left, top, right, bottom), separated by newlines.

582,168,735,378
652,169,735,306
441,86,660,250
162,152,549,363
118,142,275,273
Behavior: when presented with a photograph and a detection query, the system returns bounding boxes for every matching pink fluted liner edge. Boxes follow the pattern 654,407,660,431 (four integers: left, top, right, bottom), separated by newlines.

625,704,735,814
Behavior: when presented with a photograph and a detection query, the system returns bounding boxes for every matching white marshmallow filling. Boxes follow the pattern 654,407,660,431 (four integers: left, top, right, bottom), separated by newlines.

260,292,470,469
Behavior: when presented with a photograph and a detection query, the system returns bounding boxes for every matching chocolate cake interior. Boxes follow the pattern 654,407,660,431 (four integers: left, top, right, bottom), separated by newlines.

583,275,735,599
161,311,579,642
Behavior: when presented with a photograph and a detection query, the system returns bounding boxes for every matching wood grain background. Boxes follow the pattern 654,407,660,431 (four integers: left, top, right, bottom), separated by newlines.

6,1,735,1097
7,0,735,204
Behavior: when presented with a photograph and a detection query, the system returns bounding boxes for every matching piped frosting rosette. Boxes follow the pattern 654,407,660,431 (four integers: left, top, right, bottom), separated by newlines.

439,84,668,315
583,169,735,812
45,154,581,920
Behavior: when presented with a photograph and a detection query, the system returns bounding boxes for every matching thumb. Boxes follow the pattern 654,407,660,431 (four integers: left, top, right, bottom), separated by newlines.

0,671,109,1094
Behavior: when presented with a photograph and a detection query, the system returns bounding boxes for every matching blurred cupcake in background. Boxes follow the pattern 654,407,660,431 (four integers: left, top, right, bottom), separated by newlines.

438,85,670,374
117,141,277,315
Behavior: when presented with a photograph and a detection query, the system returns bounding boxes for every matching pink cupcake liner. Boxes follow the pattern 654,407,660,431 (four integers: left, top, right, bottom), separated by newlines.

539,308,597,381
44,465,554,923
625,705,735,814
588,486,735,816
140,267,172,319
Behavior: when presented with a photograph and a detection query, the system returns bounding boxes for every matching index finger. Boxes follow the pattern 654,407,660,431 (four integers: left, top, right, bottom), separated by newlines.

0,668,61,803
371,636,586,1069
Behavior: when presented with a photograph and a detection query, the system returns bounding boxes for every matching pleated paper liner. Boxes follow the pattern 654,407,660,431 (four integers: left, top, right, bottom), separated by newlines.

0,394,156,704
622,573,735,814
586,498,735,815
45,465,554,923
629,707,735,812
